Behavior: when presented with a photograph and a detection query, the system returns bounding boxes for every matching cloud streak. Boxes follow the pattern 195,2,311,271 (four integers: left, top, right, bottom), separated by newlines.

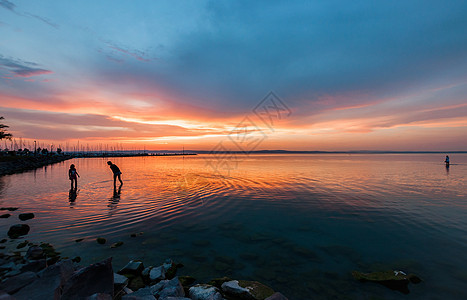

0,55,52,77
0,0,15,11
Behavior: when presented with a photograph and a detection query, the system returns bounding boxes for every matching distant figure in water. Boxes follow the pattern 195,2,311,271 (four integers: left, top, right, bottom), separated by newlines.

445,155,450,166
68,164,80,189
107,161,123,187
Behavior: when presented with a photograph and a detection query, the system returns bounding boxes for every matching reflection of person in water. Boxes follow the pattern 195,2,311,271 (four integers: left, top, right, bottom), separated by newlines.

108,185,122,211
69,188,78,204
68,164,80,189
113,184,122,199
107,161,123,187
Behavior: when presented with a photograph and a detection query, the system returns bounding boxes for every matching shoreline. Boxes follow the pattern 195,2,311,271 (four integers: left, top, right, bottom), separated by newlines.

0,155,73,177
0,153,197,177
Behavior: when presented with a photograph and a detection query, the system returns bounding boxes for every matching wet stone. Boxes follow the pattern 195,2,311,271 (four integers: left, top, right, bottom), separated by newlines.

114,272,129,288
7,224,30,238
20,259,47,272
208,277,232,288
0,207,18,211
189,284,223,300
179,275,196,286
129,275,146,291
40,242,60,258
0,271,38,294
222,280,275,300
111,241,124,248
163,259,173,270
352,270,422,294
16,240,29,249
18,213,35,221
122,286,155,300
0,262,16,272
119,260,145,276
142,266,152,279
149,265,165,282
158,277,185,299
60,258,114,299
0,213,11,218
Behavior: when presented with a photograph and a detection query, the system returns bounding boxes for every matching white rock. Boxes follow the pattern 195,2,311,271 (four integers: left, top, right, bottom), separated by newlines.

189,284,224,300
149,265,165,281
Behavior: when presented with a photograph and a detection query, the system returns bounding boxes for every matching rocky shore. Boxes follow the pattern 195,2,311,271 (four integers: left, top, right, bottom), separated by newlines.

0,206,289,299
0,249,423,300
0,155,73,176
0,241,288,300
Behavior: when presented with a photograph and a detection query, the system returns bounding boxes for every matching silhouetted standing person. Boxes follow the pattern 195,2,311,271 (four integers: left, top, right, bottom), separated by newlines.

68,164,80,189
445,155,450,166
107,161,123,187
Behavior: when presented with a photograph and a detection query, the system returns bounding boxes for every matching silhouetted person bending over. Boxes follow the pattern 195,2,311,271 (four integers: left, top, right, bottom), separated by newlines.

68,164,80,189
107,161,123,187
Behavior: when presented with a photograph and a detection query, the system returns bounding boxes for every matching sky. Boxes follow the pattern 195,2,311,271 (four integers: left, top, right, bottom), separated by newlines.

1,0,466,151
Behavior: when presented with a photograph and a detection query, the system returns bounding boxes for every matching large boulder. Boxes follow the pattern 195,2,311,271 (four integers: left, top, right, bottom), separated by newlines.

7,224,30,238
13,259,75,300
221,280,274,300
189,284,224,300
60,257,114,299
0,271,37,294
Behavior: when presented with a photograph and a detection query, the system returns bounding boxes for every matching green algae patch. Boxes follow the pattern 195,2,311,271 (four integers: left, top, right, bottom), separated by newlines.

179,275,196,286
238,280,275,300
352,270,422,294
209,276,232,288
40,242,60,258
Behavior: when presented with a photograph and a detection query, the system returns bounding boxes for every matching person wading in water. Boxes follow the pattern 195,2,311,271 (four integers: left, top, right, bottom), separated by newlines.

107,161,123,187
68,164,80,189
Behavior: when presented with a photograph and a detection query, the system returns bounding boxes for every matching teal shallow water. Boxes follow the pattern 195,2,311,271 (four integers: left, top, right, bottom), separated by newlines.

0,154,466,299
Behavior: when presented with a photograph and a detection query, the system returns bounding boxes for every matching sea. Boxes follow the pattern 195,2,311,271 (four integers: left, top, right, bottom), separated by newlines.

0,153,466,299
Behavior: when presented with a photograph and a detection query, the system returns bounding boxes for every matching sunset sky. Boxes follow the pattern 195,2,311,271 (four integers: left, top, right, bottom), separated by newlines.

1,0,466,151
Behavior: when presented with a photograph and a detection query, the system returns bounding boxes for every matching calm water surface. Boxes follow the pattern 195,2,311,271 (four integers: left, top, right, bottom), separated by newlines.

1,154,466,299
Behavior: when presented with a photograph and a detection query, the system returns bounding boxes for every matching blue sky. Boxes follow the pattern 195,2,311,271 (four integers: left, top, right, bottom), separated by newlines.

1,0,466,150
